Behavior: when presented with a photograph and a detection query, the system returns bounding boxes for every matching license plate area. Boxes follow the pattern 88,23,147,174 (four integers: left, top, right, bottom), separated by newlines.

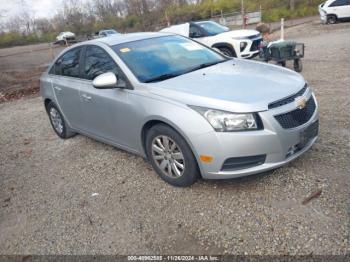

300,120,319,147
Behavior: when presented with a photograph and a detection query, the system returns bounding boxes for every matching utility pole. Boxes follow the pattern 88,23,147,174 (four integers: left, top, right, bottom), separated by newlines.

241,0,244,29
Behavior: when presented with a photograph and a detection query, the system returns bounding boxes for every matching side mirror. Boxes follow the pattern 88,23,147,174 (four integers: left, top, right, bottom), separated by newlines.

93,72,117,89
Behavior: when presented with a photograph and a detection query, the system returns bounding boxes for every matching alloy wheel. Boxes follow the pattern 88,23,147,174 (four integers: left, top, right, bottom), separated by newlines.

49,107,64,135
151,135,185,178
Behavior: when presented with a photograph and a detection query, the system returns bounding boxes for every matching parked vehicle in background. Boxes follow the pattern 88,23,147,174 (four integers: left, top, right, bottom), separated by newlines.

40,33,319,187
55,32,76,45
319,0,350,24
89,29,120,39
160,21,262,58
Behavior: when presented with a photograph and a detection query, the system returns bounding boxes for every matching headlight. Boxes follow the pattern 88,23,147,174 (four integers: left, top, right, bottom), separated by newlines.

189,106,262,132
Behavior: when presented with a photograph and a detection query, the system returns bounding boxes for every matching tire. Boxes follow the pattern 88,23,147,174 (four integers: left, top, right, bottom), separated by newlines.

218,47,236,58
278,61,286,67
327,15,337,24
146,124,200,187
294,59,303,73
46,101,76,139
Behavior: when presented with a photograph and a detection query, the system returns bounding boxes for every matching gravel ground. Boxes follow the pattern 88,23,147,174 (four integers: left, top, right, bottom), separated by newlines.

0,20,349,255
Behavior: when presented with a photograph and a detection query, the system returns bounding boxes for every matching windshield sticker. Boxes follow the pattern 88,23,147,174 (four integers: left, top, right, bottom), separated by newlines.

180,43,204,51
120,48,131,53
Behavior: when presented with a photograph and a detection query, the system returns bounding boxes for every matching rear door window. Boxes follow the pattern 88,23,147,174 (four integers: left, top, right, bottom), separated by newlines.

51,47,82,78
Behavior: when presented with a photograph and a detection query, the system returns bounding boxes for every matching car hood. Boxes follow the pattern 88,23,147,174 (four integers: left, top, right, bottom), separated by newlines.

147,59,306,113
219,29,260,39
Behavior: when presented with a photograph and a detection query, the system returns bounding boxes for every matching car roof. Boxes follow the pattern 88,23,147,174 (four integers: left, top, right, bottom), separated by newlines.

88,32,173,46
100,29,117,32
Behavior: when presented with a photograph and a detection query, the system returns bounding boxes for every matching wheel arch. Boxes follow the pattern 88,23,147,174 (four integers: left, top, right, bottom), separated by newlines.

141,118,197,158
327,13,338,21
140,117,203,176
44,98,52,112
212,42,237,57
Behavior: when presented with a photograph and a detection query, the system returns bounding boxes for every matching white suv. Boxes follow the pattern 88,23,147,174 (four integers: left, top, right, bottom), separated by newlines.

161,21,262,59
319,0,350,24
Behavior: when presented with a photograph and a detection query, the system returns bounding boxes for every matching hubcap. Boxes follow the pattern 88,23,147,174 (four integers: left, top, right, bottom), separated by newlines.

49,107,63,134
151,135,185,178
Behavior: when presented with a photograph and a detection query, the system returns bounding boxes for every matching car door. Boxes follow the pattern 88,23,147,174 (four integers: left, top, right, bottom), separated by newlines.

344,0,350,18
329,0,348,18
78,45,136,149
50,46,85,130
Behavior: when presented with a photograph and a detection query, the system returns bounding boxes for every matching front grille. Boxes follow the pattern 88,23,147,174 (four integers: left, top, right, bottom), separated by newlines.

274,96,316,129
221,155,266,171
250,38,262,52
269,86,307,109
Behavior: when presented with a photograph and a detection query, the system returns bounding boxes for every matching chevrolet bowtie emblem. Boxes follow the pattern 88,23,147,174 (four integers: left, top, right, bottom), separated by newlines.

295,96,307,109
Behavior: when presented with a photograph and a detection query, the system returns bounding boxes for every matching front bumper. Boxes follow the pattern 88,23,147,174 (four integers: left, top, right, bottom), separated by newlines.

239,37,262,59
192,90,319,179
319,7,327,23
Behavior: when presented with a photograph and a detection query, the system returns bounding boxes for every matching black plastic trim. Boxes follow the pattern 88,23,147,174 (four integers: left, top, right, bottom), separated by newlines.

268,85,308,109
221,155,266,171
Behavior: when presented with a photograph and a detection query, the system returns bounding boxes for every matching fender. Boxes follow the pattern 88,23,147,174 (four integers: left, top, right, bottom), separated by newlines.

211,42,237,57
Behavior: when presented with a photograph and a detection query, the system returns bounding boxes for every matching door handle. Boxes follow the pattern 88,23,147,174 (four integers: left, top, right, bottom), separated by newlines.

53,86,62,92
81,94,92,101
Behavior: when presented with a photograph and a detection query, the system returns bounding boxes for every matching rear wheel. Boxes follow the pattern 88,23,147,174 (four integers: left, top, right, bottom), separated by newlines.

46,101,76,139
146,124,200,187
327,15,337,24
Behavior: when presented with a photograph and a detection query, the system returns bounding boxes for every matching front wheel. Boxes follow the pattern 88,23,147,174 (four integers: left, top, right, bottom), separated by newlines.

327,15,337,24
146,124,200,187
218,47,236,58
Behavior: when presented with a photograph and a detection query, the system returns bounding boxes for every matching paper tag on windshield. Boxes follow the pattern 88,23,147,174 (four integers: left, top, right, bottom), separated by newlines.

180,43,204,51
120,48,131,53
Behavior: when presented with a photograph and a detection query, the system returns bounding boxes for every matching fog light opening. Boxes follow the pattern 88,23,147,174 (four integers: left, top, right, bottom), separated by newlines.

286,145,298,158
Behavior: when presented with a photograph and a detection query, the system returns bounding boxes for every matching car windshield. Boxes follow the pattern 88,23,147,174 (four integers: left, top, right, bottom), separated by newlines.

112,35,228,83
196,21,229,35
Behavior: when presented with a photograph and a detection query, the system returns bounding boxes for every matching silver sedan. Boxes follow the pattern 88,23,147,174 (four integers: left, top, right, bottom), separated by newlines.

40,32,319,187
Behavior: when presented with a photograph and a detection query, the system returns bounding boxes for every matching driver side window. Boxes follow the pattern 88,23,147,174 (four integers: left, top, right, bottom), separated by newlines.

84,46,119,80
189,25,203,38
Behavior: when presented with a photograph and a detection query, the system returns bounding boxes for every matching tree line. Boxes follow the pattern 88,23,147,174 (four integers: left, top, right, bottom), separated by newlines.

0,0,323,47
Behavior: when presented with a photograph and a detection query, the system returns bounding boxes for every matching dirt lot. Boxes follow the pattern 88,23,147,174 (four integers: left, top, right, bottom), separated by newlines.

0,20,349,255
0,44,64,102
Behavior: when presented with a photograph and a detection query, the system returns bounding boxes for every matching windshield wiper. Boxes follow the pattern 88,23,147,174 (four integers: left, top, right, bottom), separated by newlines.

185,60,226,74
144,60,228,83
144,73,181,83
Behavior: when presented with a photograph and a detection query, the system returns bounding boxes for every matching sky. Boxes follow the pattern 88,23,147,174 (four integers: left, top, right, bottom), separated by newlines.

0,0,64,22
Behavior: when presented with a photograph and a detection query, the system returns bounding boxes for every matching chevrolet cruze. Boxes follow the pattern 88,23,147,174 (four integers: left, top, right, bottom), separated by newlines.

40,33,319,187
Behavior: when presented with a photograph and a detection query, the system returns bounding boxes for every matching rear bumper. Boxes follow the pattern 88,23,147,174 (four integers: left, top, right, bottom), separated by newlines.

191,90,319,180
